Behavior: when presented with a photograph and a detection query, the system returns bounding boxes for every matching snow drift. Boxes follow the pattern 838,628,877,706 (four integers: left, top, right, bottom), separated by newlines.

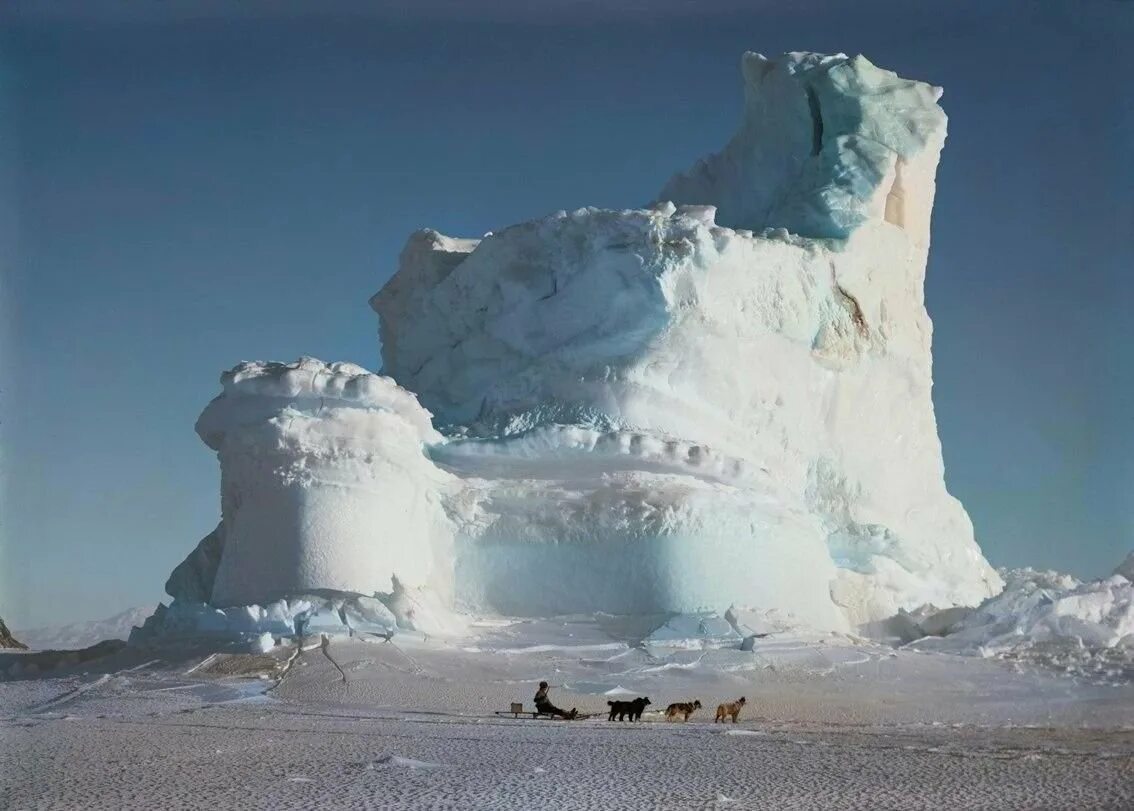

160,51,1003,637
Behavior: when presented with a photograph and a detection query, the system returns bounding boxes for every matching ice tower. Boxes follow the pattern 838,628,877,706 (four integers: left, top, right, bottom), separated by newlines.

164,52,1002,634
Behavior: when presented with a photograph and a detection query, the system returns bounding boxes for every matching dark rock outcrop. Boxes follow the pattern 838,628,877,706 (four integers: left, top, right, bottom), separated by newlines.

0,616,27,649
165,524,224,603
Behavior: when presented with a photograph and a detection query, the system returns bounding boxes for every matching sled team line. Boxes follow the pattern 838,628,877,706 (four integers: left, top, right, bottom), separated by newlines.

497,682,747,724
613,695,746,723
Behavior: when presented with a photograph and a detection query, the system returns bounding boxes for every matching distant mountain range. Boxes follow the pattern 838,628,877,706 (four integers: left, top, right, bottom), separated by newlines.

14,606,156,650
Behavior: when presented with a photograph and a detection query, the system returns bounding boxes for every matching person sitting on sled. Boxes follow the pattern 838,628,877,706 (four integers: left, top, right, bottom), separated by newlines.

534,681,577,719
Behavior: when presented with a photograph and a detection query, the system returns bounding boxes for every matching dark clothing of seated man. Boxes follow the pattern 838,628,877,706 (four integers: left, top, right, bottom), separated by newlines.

534,681,577,719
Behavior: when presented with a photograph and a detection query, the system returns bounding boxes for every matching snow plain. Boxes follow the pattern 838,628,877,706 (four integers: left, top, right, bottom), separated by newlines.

3,616,1133,810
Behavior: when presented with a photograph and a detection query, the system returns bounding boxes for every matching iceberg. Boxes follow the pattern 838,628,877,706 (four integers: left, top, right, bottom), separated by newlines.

159,51,1002,637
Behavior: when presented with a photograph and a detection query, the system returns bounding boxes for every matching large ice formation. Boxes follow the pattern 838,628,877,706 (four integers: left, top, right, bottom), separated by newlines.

162,51,1002,637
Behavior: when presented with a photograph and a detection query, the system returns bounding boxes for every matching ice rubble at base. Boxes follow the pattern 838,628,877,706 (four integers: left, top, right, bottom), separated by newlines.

134,561,1134,681
907,567,1134,674
624,564,1134,677
147,50,1105,653
132,593,396,647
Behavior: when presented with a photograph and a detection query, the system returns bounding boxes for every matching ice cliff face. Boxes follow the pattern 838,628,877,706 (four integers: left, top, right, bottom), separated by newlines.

167,51,1001,634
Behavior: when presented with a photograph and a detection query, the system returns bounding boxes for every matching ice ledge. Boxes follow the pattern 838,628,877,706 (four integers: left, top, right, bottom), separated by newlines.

196,357,442,450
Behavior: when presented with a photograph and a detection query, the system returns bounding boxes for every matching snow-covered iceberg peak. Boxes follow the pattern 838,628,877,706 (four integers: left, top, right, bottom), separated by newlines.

191,358,455,608
658,51,946,245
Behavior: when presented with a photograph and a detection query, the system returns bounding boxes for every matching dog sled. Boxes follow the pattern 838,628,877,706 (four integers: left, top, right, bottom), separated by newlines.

494,702,597,720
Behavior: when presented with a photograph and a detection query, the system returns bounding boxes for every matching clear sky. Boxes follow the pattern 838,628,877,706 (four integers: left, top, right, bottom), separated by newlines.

1,1,1130,627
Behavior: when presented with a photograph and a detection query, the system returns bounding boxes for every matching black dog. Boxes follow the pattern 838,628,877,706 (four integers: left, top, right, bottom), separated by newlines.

607,696,651,721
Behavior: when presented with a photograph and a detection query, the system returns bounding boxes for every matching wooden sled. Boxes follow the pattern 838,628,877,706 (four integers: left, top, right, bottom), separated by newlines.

494,702,595,720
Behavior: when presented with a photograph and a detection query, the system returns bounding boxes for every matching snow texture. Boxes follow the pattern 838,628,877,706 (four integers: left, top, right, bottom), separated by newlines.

164,51,1003,637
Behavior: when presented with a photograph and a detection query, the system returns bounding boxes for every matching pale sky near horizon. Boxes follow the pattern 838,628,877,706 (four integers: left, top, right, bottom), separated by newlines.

1,1,1130,628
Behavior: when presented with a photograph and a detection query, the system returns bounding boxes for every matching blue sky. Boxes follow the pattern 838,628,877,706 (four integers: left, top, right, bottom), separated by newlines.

1,1,1130,627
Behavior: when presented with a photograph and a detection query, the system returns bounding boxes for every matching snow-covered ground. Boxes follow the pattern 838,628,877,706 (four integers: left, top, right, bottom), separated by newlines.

3,616,1132,809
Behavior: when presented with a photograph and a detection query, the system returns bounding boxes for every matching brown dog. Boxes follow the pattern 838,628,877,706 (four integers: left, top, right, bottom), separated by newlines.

664,699,702,721
714,696,746,723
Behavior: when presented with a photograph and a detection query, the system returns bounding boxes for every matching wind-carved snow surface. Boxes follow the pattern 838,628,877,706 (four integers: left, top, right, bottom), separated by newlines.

156,51,1006,643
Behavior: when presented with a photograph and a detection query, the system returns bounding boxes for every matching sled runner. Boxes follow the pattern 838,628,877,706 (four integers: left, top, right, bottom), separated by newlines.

494,702,595,720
